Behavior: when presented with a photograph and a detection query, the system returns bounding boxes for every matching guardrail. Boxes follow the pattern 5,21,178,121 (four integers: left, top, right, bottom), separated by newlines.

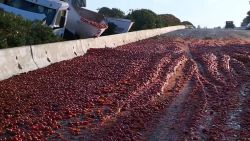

0,25,185,81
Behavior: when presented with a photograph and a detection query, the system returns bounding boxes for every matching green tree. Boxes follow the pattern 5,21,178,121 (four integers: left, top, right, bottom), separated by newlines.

159,14,182,27
182,21,195,28
98,7,125,18
0,10,61,49
127,9,164,31
182,21,194,26
241,10,250,26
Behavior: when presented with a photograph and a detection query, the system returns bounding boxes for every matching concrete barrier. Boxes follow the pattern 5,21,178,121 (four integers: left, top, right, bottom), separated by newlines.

31,40,83,68
121,32,140,43
100,34,125,48
81,37,107,51
0,25,185,81
0,46,38,80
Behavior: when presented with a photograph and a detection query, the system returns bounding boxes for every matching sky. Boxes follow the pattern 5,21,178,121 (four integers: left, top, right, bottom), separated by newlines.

87,0,250,28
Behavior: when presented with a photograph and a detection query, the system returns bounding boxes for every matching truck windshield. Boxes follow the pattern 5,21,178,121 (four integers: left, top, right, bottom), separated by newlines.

1,0,56,25
55,10,67,28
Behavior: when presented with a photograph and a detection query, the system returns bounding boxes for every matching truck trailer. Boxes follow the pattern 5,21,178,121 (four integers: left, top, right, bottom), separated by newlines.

63,0,108,38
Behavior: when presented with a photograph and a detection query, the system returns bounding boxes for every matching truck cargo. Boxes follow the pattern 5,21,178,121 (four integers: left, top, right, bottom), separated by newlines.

64,0,108,38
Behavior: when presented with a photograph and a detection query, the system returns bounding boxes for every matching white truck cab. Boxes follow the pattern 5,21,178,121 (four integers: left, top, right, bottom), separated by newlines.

0,0,69,37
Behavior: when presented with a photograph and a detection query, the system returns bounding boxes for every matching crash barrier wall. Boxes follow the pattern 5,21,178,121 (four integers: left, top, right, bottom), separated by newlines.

0,46,38,81
0,25,185,81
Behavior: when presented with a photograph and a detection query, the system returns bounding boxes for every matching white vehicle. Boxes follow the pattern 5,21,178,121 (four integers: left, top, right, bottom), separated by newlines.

106,17,134,33
246,23,250,30
64,0,108,38
0,0,69,37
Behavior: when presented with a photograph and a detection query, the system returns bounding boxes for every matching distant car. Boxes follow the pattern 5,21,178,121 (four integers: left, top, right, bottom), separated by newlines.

225,21,235,29
246,23,250,30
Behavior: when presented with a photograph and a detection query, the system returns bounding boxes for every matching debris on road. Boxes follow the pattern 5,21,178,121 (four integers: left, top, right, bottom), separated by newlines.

0,30,250,141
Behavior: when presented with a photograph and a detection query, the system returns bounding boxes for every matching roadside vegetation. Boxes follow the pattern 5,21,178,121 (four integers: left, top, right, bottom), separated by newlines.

0,10,61,49
98,7,125,18
127,9,166,31
242,11,250,27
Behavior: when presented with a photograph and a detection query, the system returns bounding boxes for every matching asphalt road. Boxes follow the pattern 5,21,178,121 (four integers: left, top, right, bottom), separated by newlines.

164,29,250,39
